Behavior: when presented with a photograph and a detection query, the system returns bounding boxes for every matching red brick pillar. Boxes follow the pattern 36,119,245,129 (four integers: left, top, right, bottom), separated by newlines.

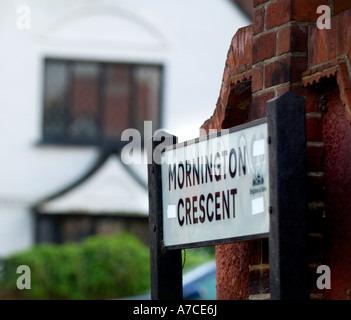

201,0,351,300
302,6,351,299
250,0,310,300
201,26,253,300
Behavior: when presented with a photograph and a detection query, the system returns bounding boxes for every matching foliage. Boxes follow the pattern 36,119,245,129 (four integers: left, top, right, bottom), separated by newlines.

0,232,215,300
182,246,215,271
0,232,150,300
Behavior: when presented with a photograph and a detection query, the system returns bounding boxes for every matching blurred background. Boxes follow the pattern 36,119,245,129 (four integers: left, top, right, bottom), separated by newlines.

0,0,251,299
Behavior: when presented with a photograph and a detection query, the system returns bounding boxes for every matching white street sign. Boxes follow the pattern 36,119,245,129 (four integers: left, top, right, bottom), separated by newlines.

161,120,269,249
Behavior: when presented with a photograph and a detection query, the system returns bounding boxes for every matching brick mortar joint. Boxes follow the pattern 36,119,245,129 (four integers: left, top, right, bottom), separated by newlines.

252,88,275,97
306,55,347,74
275,29,278,56
249,263,270,271
307,141,324,147
252,81,302,97
253,21,312,41
249,293,271,300
309,232,324,238
307,201,325,209
302,70,337,84
307,172,325,177
254,0,278,11
253,52,307,69
228,70,253,82
306,112,322,118
310,293,323,300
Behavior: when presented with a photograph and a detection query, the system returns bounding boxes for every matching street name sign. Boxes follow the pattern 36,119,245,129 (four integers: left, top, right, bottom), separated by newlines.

161,119,269,249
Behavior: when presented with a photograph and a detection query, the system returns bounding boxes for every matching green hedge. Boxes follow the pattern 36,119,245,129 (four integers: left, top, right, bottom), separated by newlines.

0,232,215,300
0,232,150,300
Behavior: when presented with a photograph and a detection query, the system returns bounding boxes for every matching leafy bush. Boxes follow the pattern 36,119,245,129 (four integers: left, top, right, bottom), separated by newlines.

0,232,216,300
182,246,215,270
0,232,150,300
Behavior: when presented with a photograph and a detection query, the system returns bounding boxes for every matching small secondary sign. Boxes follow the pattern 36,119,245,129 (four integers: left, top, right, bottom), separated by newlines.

161,119,269,249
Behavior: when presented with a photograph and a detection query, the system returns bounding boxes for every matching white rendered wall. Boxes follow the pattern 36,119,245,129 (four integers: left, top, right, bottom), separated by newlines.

0,0,250,257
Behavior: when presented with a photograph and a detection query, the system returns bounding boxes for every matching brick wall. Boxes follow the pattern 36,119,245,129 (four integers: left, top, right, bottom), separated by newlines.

201,0,351,300
302,6,351,300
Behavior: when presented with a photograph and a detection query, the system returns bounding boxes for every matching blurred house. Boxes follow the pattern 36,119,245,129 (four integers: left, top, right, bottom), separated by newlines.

0,0,250,257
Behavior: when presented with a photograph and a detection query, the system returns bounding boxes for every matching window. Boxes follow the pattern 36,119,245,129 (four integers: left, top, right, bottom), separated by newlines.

42,58,163,147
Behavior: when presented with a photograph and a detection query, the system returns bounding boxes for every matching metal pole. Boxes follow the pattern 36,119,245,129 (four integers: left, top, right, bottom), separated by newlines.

147,131,183,300
267,91,309,300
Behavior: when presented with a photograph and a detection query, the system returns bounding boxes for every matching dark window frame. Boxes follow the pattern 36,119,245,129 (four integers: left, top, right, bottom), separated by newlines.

41,57,164,149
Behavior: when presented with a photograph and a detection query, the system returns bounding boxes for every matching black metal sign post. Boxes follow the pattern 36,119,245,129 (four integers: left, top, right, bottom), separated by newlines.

267,92,309,300
147,92,309,300
148,131,183,300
